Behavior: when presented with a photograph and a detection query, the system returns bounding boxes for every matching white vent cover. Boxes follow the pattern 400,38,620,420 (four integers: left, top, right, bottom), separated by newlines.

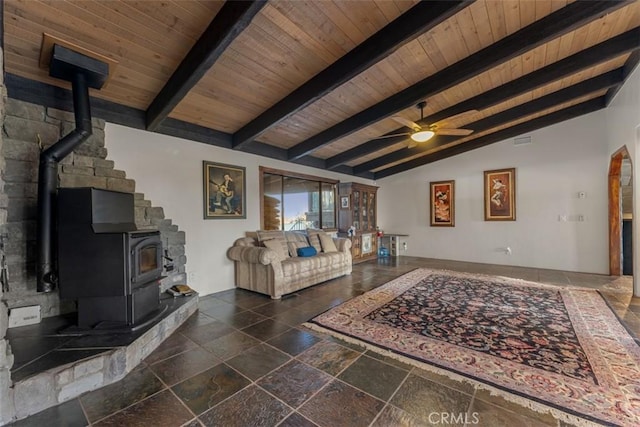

514,136,532,146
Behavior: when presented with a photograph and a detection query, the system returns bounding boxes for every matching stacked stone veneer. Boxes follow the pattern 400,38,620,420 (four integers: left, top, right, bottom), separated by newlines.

2,98,187,317
0,96,193,424
1,48,17,425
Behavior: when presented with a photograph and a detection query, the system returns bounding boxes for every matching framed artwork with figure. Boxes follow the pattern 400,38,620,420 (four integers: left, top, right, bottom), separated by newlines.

340,195,350,209
484,168,516,221
430,180,455,226
203,161,246,219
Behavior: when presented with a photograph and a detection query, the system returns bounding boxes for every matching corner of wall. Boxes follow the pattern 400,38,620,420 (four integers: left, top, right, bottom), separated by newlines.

0,47,18,425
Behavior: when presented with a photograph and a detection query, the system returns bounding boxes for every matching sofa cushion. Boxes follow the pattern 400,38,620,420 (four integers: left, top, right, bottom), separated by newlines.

318,233,338,253
256,230,288,259
256,230,285,242
297,246,317,257
287,241,308,257
263,239,288,260
284,231,309,244
305,229,323,253
281,252,346,276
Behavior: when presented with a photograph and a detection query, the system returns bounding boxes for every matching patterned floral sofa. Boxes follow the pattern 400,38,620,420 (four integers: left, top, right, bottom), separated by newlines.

226,230,352,299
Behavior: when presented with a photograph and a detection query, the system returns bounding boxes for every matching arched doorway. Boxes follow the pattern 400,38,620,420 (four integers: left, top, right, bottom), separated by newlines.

609,146,632,276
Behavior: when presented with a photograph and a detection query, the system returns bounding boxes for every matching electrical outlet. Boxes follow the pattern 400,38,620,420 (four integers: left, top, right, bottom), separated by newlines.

188,272,197,283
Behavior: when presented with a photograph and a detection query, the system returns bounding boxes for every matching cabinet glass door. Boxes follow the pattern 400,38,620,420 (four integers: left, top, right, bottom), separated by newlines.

353,190,360,230
369,192,376,229
362,191,369,230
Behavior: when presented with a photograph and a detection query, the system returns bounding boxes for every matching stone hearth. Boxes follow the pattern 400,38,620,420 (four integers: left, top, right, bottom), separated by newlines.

5,294,198,422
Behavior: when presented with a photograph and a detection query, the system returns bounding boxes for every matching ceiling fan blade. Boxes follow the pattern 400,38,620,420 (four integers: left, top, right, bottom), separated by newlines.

372,132,410,140
407,140,419,149
391,116,421,131
431,109,479,129
435,128,474,136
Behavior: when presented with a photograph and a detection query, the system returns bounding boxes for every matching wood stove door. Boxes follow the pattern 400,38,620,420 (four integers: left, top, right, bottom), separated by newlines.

130,235,163,287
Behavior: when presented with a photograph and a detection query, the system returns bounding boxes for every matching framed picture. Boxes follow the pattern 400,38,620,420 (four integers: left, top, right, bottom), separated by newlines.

430,180,455,226
203,161,246,219
484,168,516,221
361,233,372,254
340,195,350,209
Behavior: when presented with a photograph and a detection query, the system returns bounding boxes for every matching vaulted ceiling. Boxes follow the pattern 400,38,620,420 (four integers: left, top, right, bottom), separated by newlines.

3,0,639,179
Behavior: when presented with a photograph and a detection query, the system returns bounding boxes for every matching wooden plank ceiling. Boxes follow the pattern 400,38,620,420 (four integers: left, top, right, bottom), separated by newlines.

3,0,640,179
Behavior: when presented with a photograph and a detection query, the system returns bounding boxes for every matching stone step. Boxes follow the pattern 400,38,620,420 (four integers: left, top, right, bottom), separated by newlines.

9,296,198,422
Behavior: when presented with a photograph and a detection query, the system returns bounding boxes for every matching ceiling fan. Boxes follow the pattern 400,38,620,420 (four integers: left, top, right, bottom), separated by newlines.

381,101,476,148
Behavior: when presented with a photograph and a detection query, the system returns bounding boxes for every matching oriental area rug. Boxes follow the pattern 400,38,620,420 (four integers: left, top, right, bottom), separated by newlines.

305,269,640,426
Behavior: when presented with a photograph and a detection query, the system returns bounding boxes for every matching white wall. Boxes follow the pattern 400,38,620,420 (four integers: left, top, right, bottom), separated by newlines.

105,124,372,296
605,65,640,293
376,111,610,274
106,68,639,292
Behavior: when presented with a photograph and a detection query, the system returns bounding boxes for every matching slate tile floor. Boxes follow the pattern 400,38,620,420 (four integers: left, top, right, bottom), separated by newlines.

9,257,639,427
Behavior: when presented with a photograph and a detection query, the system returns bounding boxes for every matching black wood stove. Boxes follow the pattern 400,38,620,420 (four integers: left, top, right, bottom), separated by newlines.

57,188,163,329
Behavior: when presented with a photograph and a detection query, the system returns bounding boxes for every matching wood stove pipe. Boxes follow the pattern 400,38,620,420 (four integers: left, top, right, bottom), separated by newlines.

37,44,109,292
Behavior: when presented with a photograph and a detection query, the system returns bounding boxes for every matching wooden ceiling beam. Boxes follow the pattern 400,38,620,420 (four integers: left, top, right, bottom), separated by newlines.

6,73,147,130
230,0,472,149
606,50,640,105
373,98,606,179
3,73,371,178
327,27,640,169
145,1,266,131
287,0,632,161
354,69,624,173
156,118,233,149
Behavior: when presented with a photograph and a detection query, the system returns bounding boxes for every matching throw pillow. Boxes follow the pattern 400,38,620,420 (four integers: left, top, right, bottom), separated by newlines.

263,238,288,261
297,246,317,257
287,241,308,258
256,230,288,259
318,233,338,253
305,229,323,253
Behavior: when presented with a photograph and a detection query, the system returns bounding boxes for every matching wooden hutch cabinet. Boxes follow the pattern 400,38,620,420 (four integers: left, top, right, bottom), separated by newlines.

338,182,378,263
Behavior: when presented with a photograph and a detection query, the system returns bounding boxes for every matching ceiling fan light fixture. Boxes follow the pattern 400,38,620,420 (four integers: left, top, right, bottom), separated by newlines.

411,130,435,143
